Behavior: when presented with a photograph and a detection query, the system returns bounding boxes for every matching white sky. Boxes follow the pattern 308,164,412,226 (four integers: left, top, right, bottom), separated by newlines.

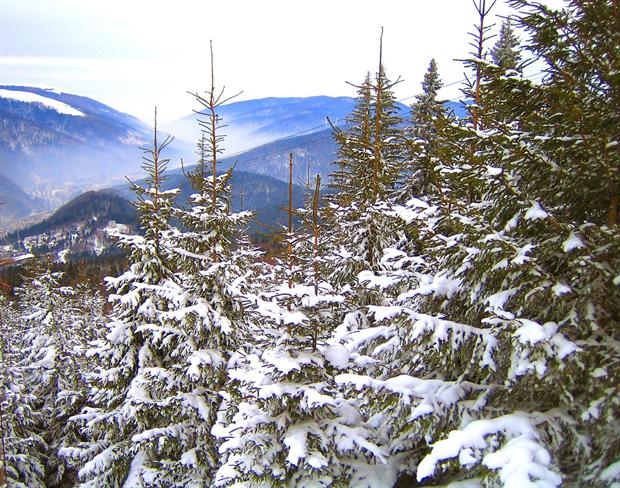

0,0,565,123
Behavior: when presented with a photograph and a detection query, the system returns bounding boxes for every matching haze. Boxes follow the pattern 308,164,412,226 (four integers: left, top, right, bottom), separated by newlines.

1,0,565,123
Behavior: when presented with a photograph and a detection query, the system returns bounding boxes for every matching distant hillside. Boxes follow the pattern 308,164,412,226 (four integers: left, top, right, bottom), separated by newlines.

0,174,47,224
0,86,190,208
219,127,338,186
170,95,466,154
168,96,361,154
4,190,137,248
171,99,468,186
116,170,307,235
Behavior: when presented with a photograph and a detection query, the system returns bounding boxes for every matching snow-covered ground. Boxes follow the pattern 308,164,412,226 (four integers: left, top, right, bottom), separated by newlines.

0,88,85,116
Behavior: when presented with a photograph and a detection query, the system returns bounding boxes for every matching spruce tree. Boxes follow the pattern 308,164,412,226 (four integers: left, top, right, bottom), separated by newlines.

403,58,449,200
327,41,406,295
66,113,181,486
369,1,620,485
0,295,46,488
491,20,522,72
0,266,104,487
213,174,392,487
139,41,262,486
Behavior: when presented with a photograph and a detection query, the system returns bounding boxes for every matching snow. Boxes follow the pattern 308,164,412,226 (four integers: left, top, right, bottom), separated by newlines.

483,435,561,487
335,373,475,410
601,460,620,483
398,273,461,301
592,367,607,378
283,423,311,465
524,201,548,220
417,414,561,487
486,165,502,176
0,89,85,116
562,231,584,252
486,288,518,309
322,343,351,369
358,270,397,289
514,319,547,345
368,305,403,321
606,140,618,149
57,249,71,263
125,451,147,486
551,283,571,296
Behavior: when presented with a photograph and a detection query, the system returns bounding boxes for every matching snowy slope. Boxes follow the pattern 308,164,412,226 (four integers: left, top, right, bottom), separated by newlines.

0,89,85,116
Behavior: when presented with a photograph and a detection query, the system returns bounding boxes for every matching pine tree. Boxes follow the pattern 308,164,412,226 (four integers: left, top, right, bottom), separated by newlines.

134,41,263,486
0,265,104,487
327,37,406,294
66,112,182,486
0,295,46,488
369,1,620,485
411,58,443,143
402,58,449,200
214,173,392,487
491,20,522,72
309,36,419,484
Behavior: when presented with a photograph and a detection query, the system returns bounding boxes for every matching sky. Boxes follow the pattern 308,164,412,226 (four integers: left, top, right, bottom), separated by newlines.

0,0,565,123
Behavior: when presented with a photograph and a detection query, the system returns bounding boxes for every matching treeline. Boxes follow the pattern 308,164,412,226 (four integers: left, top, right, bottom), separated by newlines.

1,1,618,487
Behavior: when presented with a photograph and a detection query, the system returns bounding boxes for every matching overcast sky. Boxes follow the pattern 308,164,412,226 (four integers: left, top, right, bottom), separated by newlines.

1,0,565,123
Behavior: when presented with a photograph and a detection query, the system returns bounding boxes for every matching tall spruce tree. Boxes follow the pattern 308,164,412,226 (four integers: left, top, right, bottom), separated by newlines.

402,58,449,200
327,36,406,293
1,266,104,487
0,294,46,488
365,0,620,485
214,174,392,487
65,112,182,487
141,41,263,486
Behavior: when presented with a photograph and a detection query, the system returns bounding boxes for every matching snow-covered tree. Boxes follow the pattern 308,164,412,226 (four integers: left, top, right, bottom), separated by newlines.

121,41,265,486
411,59,443,143
1,294,46,488
327,52,406,300
65,114,182,487
214,172,395,487
0,265,104,487
400,58,450,202
365,1,620,485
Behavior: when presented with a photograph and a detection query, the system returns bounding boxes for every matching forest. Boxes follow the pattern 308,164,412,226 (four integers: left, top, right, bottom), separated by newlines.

1,0,619,486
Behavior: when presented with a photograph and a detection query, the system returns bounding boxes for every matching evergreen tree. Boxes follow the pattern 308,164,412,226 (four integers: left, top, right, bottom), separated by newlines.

214,175,392,487
327,43,406,294
367,1,620,485
310,38,418,484
1,266,104,487
0,295,46,488
66,113,181,486
411,58,443,143
491,20,522,72
403,58,449,200
134,41,263,486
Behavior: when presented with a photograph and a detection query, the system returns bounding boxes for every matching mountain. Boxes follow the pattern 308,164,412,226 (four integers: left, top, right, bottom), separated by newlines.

170,98,468,186
115,170,307,235
0,88,468,234
167,96,360,154
4,190,137,258
216,127,338,186
169,95,466,154
0,174,47,225
0,85,190,207
3,169,307,260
